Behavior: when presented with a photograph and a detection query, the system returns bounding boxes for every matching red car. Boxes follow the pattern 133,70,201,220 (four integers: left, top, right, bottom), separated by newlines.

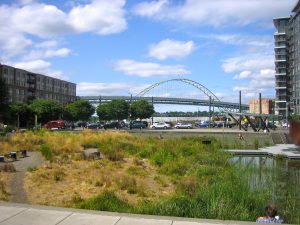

44,120,66,129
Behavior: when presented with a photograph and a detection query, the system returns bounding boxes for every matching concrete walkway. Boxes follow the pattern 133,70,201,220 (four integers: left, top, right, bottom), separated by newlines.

226,144,300,159
0,202,260,225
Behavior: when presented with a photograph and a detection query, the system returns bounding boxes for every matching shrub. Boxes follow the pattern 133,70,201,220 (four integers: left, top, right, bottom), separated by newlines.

40,144,53,160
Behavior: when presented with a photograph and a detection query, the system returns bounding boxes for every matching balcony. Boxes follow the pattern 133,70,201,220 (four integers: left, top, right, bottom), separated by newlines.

27,79,35,84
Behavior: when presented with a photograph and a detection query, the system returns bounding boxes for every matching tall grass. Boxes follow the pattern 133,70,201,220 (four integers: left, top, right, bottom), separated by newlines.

1,130,299,223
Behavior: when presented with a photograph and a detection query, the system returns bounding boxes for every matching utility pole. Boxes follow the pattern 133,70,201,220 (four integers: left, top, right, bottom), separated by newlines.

209,96,212,127
239,90,242,131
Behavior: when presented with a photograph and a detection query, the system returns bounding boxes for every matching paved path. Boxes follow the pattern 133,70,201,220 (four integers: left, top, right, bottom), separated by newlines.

226,144,300,159
0,202,261,225
10,152,43,203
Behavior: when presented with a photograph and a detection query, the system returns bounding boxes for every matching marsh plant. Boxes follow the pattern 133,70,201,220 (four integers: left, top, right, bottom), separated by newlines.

1,130,299,223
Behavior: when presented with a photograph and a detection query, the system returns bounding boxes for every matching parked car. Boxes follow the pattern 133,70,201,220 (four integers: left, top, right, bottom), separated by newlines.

44,120,66,129
103,121,119,129
215,121,232,128
150,122,172,129
129,121,147,129
86,123,101,129
197,121,214,128
74,121,87,128
174,123,193,129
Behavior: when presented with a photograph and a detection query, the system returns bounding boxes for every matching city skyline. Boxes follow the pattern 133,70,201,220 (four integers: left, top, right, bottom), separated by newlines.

0,0,297,105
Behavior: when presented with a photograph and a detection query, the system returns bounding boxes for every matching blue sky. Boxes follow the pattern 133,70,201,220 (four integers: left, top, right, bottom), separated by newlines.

0,0,297,109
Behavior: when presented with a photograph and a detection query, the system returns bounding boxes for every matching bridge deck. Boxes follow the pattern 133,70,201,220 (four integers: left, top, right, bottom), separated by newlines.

0,203,260,225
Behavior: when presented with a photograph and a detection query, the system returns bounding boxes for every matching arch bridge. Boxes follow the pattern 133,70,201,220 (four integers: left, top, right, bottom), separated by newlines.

79,79,249,112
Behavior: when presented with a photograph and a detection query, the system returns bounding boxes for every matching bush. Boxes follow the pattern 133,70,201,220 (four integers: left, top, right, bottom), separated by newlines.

40,144,53,160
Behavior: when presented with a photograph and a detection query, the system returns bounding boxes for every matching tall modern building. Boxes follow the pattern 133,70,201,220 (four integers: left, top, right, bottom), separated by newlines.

274,17,290,116
0,64,76,104
274,0,300,116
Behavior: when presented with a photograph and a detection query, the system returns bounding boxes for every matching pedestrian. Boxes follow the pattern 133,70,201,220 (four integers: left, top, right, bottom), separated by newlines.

256,204,283,224
238,133,244,140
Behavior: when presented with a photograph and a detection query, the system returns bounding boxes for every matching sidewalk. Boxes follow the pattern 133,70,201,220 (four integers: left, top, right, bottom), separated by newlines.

0,202,258,225
226,144,300,159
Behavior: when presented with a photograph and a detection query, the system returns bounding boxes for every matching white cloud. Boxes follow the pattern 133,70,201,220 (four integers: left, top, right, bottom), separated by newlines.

233,71,252,80
35,40,59,49
202,34,273,47
133,0,296,27
233,69,275,93
26,48,71,60
0,0,127,77
133,0,169,17
77,82,150,96
113,59,190,77
14,60,51,73
69,0,127,35
13,59,68,80
2,1,127,38
222,55,274,73
148,39,195,60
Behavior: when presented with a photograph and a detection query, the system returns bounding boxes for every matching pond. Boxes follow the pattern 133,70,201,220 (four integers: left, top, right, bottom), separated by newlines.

232,156,300,223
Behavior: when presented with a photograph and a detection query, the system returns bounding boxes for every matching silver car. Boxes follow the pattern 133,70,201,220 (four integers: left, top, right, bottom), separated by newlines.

174,123,193,129
150,122,172,129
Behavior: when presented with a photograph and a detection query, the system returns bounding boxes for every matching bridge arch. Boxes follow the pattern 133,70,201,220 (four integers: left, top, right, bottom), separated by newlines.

136,78,220,101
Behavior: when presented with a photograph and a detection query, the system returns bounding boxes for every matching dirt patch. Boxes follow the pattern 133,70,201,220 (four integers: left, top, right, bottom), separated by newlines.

9,151,44,203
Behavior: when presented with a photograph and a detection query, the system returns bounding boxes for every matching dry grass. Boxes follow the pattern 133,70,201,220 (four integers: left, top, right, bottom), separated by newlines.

24,156,174,208
0,172,11,201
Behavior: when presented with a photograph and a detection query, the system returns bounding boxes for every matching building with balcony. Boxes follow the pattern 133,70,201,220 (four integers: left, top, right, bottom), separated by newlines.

274,0,300,116
273,17,290,116
0,64,76,104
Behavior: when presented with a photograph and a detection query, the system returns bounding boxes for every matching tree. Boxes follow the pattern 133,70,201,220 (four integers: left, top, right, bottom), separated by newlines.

64,99,94,121
29,99,62,124
97,99,129,122
9,102,30,128
0,76,9,123
96,103,112,121
131,100,155,120
109,99,129,121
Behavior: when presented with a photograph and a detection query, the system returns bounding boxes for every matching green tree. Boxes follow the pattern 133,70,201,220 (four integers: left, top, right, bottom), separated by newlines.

64,99,94,121
0,76,9,123
29,99,62,124
96,103,112,121
131,100,155,120
97,99,129,122
109,99,129,121
9,102,30,128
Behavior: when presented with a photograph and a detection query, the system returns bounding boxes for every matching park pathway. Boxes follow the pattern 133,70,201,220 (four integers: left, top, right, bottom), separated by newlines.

10,151,44,203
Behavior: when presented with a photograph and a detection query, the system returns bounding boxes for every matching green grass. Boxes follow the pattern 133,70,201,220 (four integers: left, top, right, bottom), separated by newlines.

78,191,132,213
76,135,299,223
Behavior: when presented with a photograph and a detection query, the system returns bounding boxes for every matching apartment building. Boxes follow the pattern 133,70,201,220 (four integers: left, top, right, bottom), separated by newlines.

0,64,76,104
274,0,300,116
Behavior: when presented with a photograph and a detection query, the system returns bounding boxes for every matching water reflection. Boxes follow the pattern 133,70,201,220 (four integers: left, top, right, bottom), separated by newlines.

231,156,300,222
